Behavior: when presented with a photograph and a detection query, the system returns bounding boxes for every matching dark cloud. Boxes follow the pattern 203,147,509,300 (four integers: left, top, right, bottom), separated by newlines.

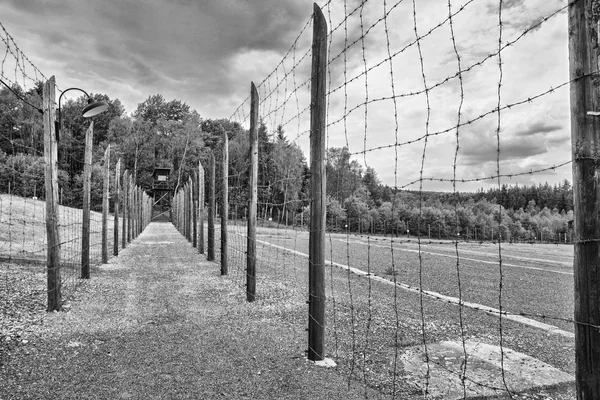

513,121,562,137
0,0,316,116
460,137,547,166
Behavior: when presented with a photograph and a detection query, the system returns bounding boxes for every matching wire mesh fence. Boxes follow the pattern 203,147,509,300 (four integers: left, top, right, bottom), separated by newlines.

178,0,581,397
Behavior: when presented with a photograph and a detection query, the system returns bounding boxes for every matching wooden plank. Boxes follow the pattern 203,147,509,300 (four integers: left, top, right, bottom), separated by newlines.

308,3,327,362
43,76,62,311
81,121,93,279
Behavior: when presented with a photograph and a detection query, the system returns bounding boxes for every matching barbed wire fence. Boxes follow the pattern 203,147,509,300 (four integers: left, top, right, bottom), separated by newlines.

0,22,153,356
177,0,589,397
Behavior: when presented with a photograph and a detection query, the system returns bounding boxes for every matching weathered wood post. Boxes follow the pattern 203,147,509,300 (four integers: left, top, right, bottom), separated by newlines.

199,162,205,254
114,159,121,256
569,1,600,396
308,3,327,362
43,76,61,311
101,145,110,264
247,82,259,302
192,173,198,248
127,172,132,243
81,122,94,279
208,153,215,261
221,130,229,275
122,170,129,248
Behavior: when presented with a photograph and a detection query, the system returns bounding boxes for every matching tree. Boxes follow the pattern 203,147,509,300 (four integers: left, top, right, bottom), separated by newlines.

326,147,364,203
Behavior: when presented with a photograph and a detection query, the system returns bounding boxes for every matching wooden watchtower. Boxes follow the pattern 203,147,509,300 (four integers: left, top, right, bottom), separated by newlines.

152,167,172,221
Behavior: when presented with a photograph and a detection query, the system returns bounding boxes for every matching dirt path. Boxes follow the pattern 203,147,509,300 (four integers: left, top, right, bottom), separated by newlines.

1,222,386,399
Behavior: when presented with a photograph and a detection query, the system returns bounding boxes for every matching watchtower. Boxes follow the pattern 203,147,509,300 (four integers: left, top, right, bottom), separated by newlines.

152,167,172,221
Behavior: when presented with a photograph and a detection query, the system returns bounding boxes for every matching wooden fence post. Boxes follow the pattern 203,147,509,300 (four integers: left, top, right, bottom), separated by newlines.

81,121,94,279
126,172,132,244
138,186,143,236
208,153,215,261
43,76,61,311
221,131,229,275
114,159,121,256
101,144,110,264
122,170,128,248
308,3,327,362
187,179,192,242
199,162,205,254
192,174,198,247
247,82,259,302
569,1,600,396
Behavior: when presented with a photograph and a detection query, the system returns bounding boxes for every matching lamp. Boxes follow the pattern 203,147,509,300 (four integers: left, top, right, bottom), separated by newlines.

55,87,109,142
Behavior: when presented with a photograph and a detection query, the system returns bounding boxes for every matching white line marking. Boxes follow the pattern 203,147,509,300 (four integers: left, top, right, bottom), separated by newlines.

257,240,575,339
340,239,573,276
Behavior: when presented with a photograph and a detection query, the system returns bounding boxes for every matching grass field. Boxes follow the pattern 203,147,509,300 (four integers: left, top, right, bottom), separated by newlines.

1,194,124,359
212,221,576,397
0,194,123,270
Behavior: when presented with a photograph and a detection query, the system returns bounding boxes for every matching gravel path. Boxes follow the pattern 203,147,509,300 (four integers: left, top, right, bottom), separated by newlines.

0,222,387,400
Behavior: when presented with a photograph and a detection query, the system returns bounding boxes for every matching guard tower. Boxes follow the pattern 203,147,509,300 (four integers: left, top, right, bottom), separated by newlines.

152,167,172,221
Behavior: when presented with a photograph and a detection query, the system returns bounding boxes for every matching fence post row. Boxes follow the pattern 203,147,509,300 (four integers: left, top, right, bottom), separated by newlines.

43,76,62,312
114,159,121,256
307,3,327,362
81,121,94,280
568,1,600,396
221,130,228,275
247,82,259,302
101,145,110,264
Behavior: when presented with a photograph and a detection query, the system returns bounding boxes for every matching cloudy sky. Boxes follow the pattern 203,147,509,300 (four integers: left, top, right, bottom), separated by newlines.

0,0,571,191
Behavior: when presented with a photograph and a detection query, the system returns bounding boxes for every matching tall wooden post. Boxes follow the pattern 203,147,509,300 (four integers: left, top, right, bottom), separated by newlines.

308,3,327,362
122,170,129,248
127,176,132,243
81,122,94,279
101,145,110,264
187,179,193,242
569,1,600,396
208,153,215,261
43,76,61,311
192,173,198,248
138,186,143,236
247,82,259,302
114,159,121,256
221,131,229,275
199,162,205,254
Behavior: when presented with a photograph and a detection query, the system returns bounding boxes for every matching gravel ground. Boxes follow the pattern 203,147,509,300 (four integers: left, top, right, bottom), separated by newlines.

1,222,390,400
1,222,576,399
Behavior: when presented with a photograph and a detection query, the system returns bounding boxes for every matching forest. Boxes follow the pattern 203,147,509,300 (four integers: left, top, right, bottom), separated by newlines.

0,84,574,242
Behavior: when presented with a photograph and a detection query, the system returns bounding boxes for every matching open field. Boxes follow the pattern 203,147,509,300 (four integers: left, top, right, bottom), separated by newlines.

213,222,576,398
1,194,125,357
0,194,123,275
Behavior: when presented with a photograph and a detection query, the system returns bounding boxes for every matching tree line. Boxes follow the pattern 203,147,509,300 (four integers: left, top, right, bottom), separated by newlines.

0,84,573,241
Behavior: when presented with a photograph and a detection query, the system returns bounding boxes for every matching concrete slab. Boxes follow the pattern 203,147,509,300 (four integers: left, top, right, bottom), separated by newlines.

400,340,573,399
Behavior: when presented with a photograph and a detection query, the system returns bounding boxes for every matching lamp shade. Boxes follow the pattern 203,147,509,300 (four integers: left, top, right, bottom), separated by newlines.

82,98,109,118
